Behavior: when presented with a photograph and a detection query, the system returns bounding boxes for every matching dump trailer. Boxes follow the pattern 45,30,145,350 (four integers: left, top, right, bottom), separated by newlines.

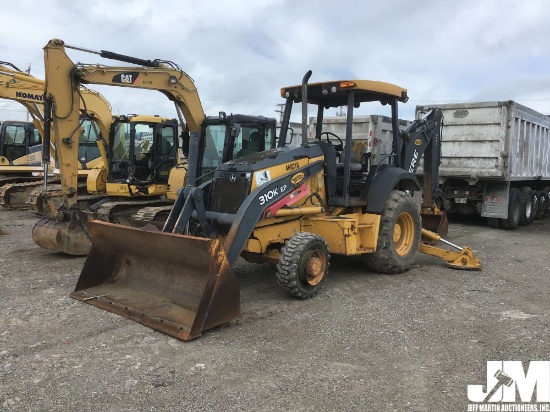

70,72,482,341
309,115,411,164
416,101,550,230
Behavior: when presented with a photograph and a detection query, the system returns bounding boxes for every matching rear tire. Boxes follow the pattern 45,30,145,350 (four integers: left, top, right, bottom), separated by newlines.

276,232,329,299
486,218,501,228
535,191,548,220
501,188,521,230
519,186,535,226
363,190,421,274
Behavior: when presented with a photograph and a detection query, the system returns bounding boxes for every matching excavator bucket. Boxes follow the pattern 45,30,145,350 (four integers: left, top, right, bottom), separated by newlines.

70,221,240,341
32,212,92,256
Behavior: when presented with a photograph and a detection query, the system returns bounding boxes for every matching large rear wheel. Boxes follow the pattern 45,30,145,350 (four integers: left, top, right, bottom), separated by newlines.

500,188,521,230
535,190,548,220
519,186,535,226
363,190,421,274
276,232,330,299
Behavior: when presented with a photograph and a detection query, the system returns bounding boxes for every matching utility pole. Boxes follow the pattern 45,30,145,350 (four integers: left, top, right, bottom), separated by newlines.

275,103,285,123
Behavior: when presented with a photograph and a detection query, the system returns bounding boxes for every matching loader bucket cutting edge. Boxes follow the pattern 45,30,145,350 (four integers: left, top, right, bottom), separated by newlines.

70,220,240,341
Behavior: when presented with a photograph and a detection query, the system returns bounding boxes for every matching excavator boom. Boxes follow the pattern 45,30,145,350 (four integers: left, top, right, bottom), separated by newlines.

0,65,112,209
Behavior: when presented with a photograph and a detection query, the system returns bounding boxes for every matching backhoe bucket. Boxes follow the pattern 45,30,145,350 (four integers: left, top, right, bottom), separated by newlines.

421,209,449,239
32,213,92,256
70,221,240,341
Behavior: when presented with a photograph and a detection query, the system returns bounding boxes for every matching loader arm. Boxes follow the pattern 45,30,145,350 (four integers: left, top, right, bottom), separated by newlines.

43,38,205,209
166,160,325,265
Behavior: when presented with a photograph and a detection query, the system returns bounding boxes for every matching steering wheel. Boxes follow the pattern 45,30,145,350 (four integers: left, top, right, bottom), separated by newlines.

320,132,344,151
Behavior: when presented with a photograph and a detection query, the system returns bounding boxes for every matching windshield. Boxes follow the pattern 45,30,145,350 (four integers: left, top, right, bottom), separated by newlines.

79,119,101,163
200,124,226,178
232,125,269,159
111,121,155,162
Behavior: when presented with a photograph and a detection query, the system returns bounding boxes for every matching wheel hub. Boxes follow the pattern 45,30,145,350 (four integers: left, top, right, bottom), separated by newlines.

394,212,415,257
303,250,326,286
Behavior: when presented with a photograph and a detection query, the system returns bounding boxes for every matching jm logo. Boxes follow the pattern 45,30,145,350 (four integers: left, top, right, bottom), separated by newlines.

468,361,550,403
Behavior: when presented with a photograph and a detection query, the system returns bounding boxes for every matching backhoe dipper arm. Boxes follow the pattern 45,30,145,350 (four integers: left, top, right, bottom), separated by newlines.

398,107,443,205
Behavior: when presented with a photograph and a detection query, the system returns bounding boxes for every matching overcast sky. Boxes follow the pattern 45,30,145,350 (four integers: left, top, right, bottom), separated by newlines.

1,0,550,124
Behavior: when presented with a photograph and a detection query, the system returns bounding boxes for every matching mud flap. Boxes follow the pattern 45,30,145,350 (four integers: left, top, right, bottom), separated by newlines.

70,221,240,341
32,211,91,256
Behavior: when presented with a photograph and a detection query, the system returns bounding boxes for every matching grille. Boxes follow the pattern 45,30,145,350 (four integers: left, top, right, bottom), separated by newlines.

209,174,251,214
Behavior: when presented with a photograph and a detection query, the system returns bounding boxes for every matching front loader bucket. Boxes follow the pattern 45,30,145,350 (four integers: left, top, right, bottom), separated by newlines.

32,213,91,256
70,221,240,341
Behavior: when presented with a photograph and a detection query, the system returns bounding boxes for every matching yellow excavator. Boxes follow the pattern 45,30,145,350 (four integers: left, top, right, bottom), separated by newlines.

70,71,482,341
32,39,278,255
0,63,112,209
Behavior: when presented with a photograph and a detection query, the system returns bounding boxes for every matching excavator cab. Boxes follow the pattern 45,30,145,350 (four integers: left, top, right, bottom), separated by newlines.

0,121,41,164
108,115,178,185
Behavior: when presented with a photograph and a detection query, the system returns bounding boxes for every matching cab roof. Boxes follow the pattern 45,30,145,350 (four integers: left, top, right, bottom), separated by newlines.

280,80,408,107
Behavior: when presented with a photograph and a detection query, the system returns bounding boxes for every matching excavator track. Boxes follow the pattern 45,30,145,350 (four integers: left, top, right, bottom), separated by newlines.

26,182,90,216
0,178,60,210
132,205,173,223
94,198,173,224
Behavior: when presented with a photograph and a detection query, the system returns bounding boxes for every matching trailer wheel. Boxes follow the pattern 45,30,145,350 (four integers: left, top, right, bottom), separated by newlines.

276,232,329,299
363,190,421,274
500,188,521,230
519,186,535,226
486,218,501,229
535,191,548,220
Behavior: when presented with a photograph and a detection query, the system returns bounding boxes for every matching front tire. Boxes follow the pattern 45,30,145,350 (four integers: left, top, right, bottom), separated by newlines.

276,232,329,299
363,190,421,274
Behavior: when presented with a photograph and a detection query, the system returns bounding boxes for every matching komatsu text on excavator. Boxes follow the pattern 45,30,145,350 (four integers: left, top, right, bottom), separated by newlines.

70,71,482,341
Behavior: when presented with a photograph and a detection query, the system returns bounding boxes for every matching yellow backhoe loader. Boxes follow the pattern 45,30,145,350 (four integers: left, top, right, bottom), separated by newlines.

70,71,482,341
0,63,112,209
32,39,278,255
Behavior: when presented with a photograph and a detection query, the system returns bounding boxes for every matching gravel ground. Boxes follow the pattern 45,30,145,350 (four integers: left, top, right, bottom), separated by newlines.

0,210,549,411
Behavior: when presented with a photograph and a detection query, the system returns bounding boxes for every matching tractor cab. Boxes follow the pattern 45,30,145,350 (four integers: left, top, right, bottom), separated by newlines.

278,78,411,207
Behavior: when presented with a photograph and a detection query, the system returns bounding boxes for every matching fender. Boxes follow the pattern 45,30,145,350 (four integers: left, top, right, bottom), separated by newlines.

362,165,420,213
